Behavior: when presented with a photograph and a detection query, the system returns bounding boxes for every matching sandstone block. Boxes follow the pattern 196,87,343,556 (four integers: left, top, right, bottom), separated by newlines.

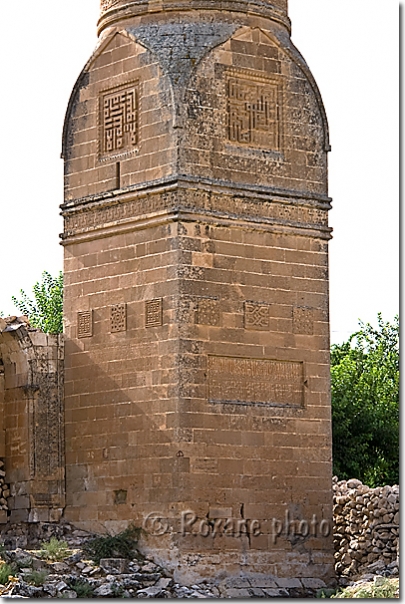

100,558,129,574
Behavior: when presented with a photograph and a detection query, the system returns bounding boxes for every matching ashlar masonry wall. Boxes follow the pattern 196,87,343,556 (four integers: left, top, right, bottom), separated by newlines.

61,0,334,585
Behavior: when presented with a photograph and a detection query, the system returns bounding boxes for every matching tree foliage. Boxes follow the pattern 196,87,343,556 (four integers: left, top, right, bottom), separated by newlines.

331,314,399,486
12,271,63,335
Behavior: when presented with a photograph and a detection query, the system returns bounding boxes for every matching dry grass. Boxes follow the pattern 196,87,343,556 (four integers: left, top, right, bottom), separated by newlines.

331,577,399,598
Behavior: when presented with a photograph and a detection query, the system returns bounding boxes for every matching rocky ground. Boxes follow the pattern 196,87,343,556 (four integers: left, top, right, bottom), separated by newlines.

0,526,330,599
0,476,400,598
0,523,399,599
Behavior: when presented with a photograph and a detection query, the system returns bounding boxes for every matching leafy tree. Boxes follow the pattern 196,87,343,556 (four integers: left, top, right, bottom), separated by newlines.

12,271,63,334
331,314,399,486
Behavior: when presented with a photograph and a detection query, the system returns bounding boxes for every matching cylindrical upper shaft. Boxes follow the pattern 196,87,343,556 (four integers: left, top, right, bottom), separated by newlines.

98,0,289,36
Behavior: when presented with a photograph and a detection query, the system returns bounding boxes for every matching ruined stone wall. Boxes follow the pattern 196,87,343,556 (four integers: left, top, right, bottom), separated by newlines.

0,318,65,525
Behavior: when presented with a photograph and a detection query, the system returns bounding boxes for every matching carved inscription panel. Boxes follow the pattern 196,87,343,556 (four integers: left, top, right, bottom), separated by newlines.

78,311,93,338
227,73,281,149
100,82,139,158
208,356,304,407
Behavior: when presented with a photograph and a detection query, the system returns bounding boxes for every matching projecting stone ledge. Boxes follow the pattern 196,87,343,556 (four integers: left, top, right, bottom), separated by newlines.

218,576,328,598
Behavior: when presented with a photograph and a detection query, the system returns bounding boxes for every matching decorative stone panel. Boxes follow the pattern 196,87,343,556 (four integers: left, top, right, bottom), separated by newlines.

77,311,93,338
244,301,270,330
99,82,139,160
208,355,304,407
196,298,220,326
292,306,314,335
145,299,163,328
111,304,127,333
227,71,282,150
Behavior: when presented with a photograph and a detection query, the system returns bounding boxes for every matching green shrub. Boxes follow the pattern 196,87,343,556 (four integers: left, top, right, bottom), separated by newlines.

38,537,70,561
12,270,63,334
0,562,15,586
83,524,142,564
331,314,399,486
68,578,95,598
26,570,48,587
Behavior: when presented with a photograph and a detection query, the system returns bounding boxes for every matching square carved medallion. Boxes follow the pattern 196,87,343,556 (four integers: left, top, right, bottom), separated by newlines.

99,82,139,160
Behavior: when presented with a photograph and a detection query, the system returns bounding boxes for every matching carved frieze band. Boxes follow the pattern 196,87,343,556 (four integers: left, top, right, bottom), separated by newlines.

208,355,304,408
63,190,328,239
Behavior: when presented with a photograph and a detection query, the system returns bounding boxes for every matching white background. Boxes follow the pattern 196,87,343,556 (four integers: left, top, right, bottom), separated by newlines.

0,0,399,344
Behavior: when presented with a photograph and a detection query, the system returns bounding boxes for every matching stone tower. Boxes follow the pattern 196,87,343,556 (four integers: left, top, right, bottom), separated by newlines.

61,0,334,584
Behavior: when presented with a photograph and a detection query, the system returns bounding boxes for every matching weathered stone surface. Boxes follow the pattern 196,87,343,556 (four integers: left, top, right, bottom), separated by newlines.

0,518,399,598
100,558,129,574
1,0,334,590
59,0,334,585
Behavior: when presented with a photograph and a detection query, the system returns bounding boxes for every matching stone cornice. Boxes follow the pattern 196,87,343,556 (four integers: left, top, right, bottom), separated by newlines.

60,176,332,245
97,1,291,36
61,174,332,213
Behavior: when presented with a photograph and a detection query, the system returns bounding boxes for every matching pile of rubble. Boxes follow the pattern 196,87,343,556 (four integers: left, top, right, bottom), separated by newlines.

0,476,400,598
332,477,399,586
1,547,220,599
0,523,331,598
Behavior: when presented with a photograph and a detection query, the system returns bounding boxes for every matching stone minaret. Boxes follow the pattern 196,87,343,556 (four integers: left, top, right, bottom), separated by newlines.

61,0,334,584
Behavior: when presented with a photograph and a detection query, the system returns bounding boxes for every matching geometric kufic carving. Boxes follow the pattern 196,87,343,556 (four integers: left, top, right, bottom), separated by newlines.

100,82,139,157
227,74,280,148
196,298,220,326
145,299,163,328
208,356,304,407
292,306,314,335
77,311,93,338
244,301,270,329
111,303,127,333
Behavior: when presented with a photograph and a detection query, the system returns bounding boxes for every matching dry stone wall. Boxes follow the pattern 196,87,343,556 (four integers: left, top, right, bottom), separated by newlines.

333,477,399,578
0,460,10,522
